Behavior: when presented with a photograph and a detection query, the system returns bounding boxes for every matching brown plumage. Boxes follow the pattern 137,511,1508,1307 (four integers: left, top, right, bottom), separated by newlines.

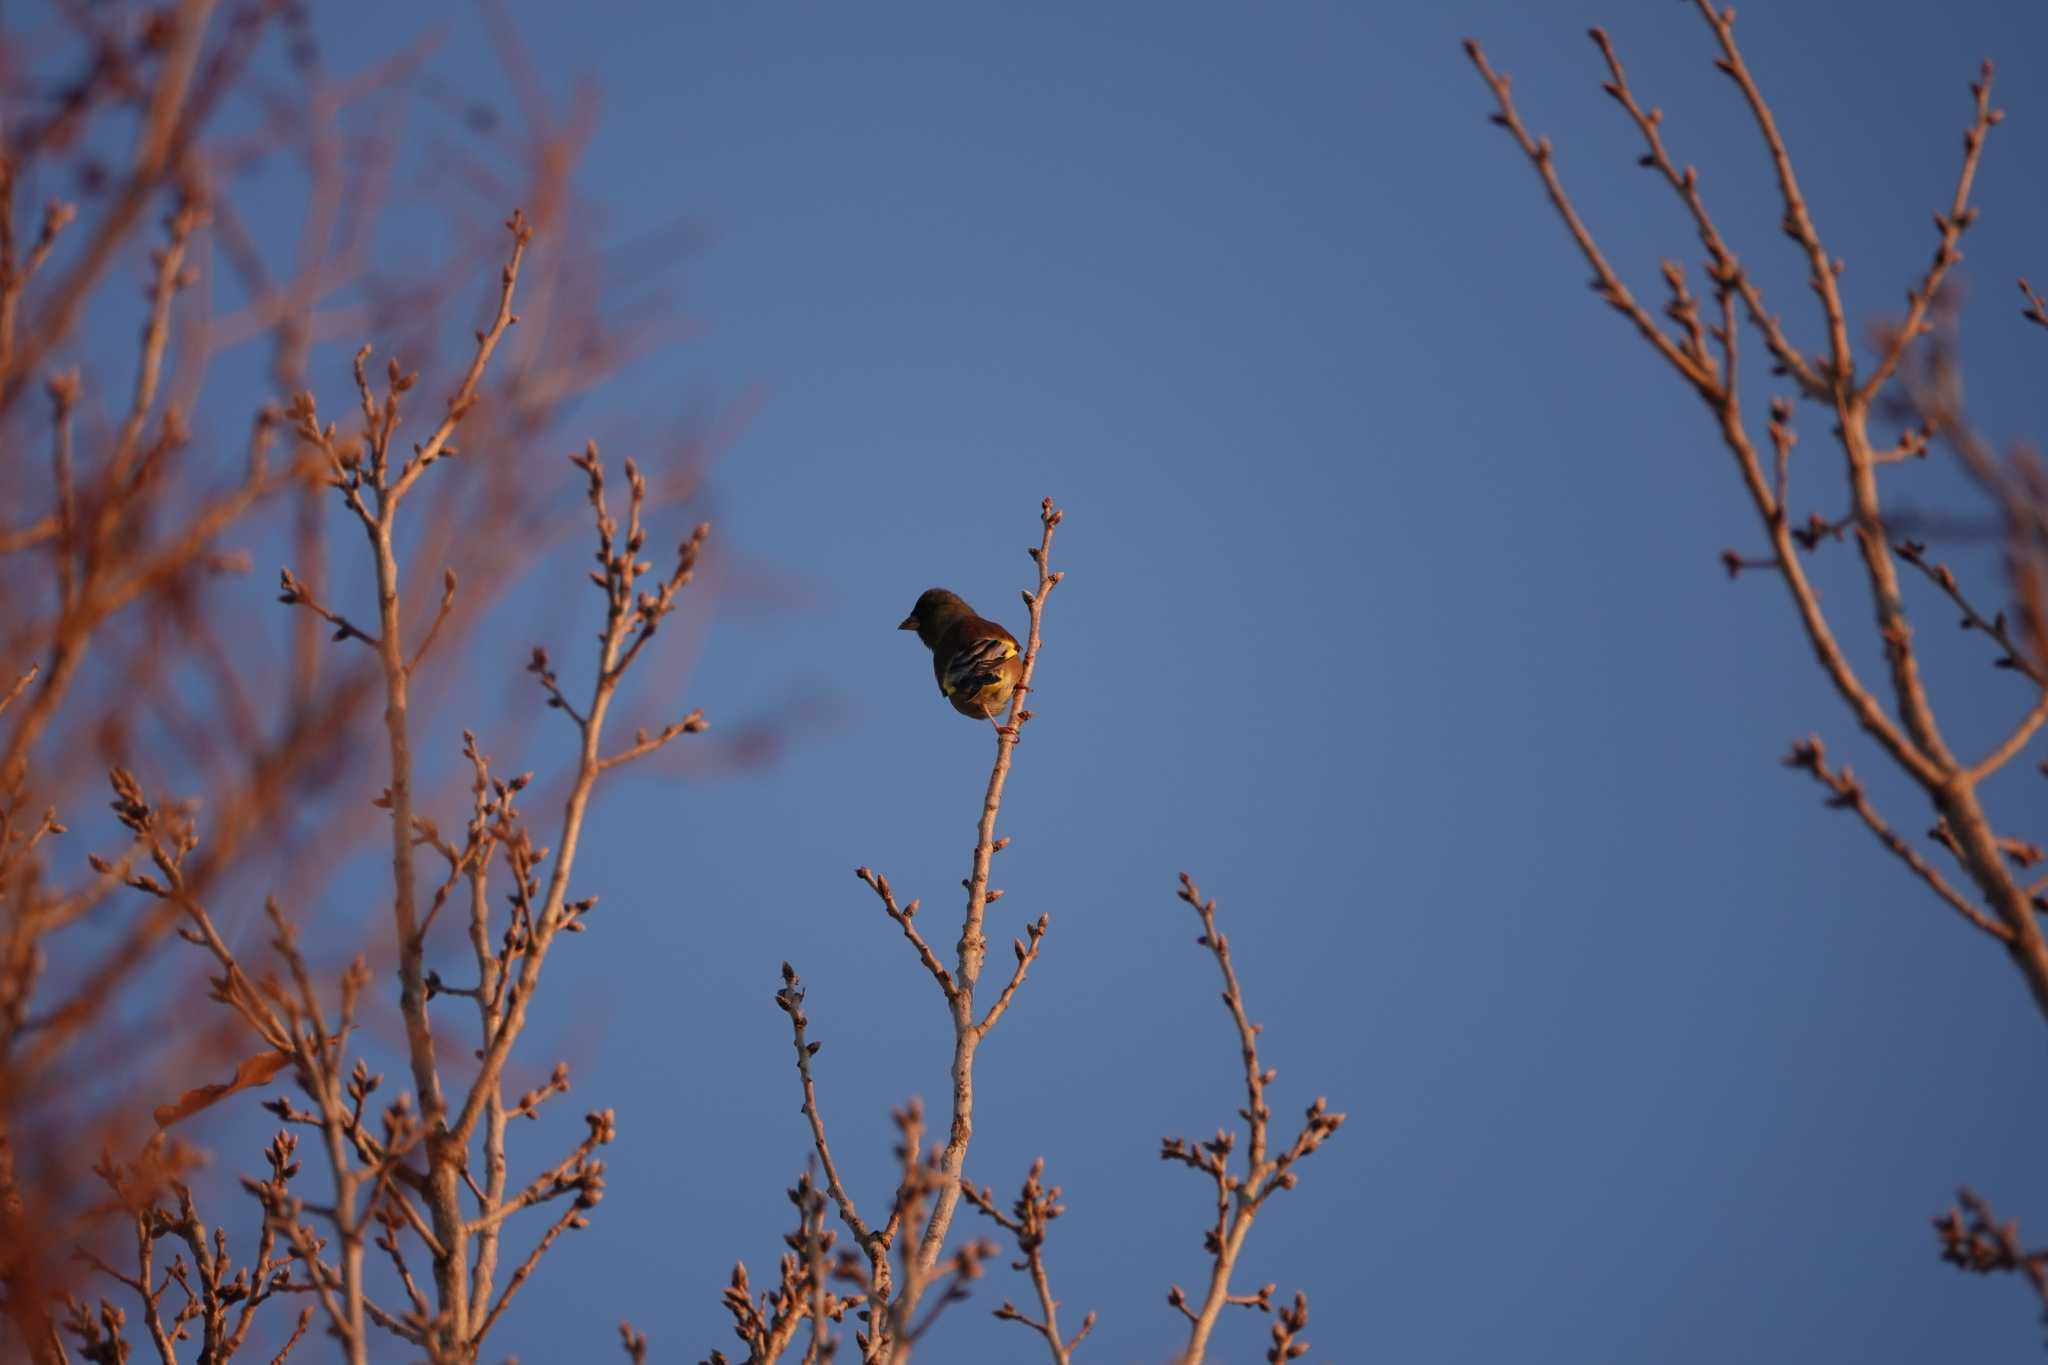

898,587,1024,722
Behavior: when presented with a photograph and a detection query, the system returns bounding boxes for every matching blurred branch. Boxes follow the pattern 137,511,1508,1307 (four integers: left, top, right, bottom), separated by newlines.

1935,1187,2048,1337
0,0,233,417
0,4,731,1359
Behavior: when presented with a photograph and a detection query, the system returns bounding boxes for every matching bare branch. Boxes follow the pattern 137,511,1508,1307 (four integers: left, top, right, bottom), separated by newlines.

775,963,877,1253
965,1160,1094,1365
1859,62,2000,406
1782,737,2010,941
2020,277,2048,330
406,568,459,676
1894,541,2042,684
976,914,1048,1038
1587,26,1825,398
597,709,707,772
1166,875,1343,1365
914,498,1064,1278
1685,0,1853,394
1934,1187,2048,1333
276,566,379,649
388,209,533,504
857,867,956,1002
1462,40,1718,395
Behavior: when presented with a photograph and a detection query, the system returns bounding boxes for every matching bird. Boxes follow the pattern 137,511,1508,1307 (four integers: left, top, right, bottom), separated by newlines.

898,587,1024,729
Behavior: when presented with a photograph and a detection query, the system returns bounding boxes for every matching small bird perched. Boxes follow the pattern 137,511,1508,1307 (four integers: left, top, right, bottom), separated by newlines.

898,587,1024,727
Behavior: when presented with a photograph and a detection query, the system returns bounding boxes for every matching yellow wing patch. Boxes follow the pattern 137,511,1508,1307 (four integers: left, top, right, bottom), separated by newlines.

939,635,1017,697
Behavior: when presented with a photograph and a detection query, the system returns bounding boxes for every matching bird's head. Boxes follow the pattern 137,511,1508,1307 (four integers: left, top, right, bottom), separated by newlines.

899,587,971,646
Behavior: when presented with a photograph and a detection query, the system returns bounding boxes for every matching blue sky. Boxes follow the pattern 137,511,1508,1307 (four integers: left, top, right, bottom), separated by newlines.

161,1,2048,1359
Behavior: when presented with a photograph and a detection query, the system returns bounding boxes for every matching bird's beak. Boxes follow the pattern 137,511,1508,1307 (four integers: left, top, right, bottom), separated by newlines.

897,615,918,631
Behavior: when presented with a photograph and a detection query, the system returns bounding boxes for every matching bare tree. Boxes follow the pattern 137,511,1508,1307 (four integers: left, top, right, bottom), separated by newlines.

1466,0,2048,1336
0,3,726,1360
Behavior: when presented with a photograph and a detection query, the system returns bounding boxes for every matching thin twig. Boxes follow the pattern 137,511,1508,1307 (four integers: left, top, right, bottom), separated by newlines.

857,867,956,1001
1934,1186,2048,1329
1462,41,1716,396
406,568,458,676
775,964,877,1253
1587,26,1824,399
964,1161,1094,1365
1783,737,2009,942
975,914,1048,1038
596,709,706,772
1858,62,2000,406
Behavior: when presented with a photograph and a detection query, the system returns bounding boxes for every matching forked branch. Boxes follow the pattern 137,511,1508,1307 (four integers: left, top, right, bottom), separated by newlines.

1163,875,1343,1365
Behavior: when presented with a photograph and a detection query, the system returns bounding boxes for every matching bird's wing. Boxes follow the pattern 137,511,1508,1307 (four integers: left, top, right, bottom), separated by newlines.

937,629,1018,698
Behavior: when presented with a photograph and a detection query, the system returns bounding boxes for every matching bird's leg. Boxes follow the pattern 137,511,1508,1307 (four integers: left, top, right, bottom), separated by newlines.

991,715,1018,742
